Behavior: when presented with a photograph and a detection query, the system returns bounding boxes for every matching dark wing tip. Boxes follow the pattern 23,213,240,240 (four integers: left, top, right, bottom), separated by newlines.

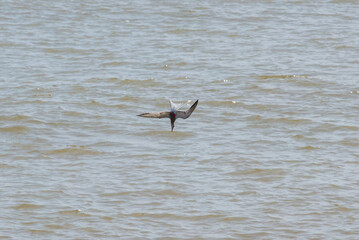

192,99,199,108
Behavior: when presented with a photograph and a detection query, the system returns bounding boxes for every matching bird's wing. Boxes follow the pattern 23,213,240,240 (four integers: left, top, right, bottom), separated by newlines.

170,99,185,112
138,111,171,118
175,100,198,119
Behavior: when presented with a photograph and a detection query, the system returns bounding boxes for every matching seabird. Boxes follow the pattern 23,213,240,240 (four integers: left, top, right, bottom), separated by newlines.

138,99,199,132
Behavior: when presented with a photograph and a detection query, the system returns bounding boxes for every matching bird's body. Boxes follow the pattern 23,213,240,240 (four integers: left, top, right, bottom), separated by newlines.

138,99,199,131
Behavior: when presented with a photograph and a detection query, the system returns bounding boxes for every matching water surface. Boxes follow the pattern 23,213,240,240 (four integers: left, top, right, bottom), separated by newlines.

1,0,359,239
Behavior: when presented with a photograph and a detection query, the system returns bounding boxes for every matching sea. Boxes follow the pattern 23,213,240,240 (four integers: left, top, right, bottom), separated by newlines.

1,0,359,239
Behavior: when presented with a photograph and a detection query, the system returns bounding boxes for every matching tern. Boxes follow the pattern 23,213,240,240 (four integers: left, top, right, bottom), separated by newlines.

138,99,199,132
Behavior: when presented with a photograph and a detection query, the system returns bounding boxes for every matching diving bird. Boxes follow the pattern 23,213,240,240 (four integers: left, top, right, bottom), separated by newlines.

138,99,199,132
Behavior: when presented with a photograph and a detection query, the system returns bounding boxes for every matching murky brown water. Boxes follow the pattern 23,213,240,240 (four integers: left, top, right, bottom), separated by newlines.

1,0,359,239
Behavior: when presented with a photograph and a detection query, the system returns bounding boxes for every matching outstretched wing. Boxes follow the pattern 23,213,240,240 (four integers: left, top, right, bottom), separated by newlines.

138,111,171,118
176,100,198,119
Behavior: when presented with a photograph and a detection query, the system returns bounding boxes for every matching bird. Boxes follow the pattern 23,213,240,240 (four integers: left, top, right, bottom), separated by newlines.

138,99,199,132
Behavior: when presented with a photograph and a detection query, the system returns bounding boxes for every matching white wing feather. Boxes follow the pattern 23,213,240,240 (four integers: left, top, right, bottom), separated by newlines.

170,99,185,112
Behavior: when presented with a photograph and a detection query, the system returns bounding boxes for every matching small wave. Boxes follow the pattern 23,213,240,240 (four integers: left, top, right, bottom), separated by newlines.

101,216,114,221
137,130,194,137
244,84,285,93
121,212,225,221
153,189,184,197
185,214,227,221
44,47,90,55
228,168,286,176
256,74,328,88
20,99,46,105
164,28,204,34
0,114,30,121
262,117,313,125
0,42,25,47
123,212,179,219
257,74,307,80
173,76,190,80
119,78,159,87
339,138,359,147
0,125,29,133
116,95,139,103
102,191,139,197
28,229,53,235
45,146,103,156
58,209,91,217
293,134,305,139
221,216,250,222
62,110,86,117
313,123,359,133
13,203,43,210
101,61,129,67
298,145,320,150
245,115,262,121
0,163,15,169
87,100,128,109
206,100,243,107
45,224,67,230
237,191,258,196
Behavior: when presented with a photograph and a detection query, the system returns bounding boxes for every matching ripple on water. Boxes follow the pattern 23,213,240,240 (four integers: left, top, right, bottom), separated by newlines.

87,100,129,109
0,125,29,134
58,209,92,217
0,163,16,169
118,212,227,221
298,145,321,151
28,229,54,235
2,0,359,239
100,61,129,67
206,100,244,108
261,117,314,126
12,203,43,210
137,130,194,138
311,122,359,134
119,78,160,87
257,74,308,80
339,138,359,147
0,114,30,121
44,146,104,157
227,168,287,177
